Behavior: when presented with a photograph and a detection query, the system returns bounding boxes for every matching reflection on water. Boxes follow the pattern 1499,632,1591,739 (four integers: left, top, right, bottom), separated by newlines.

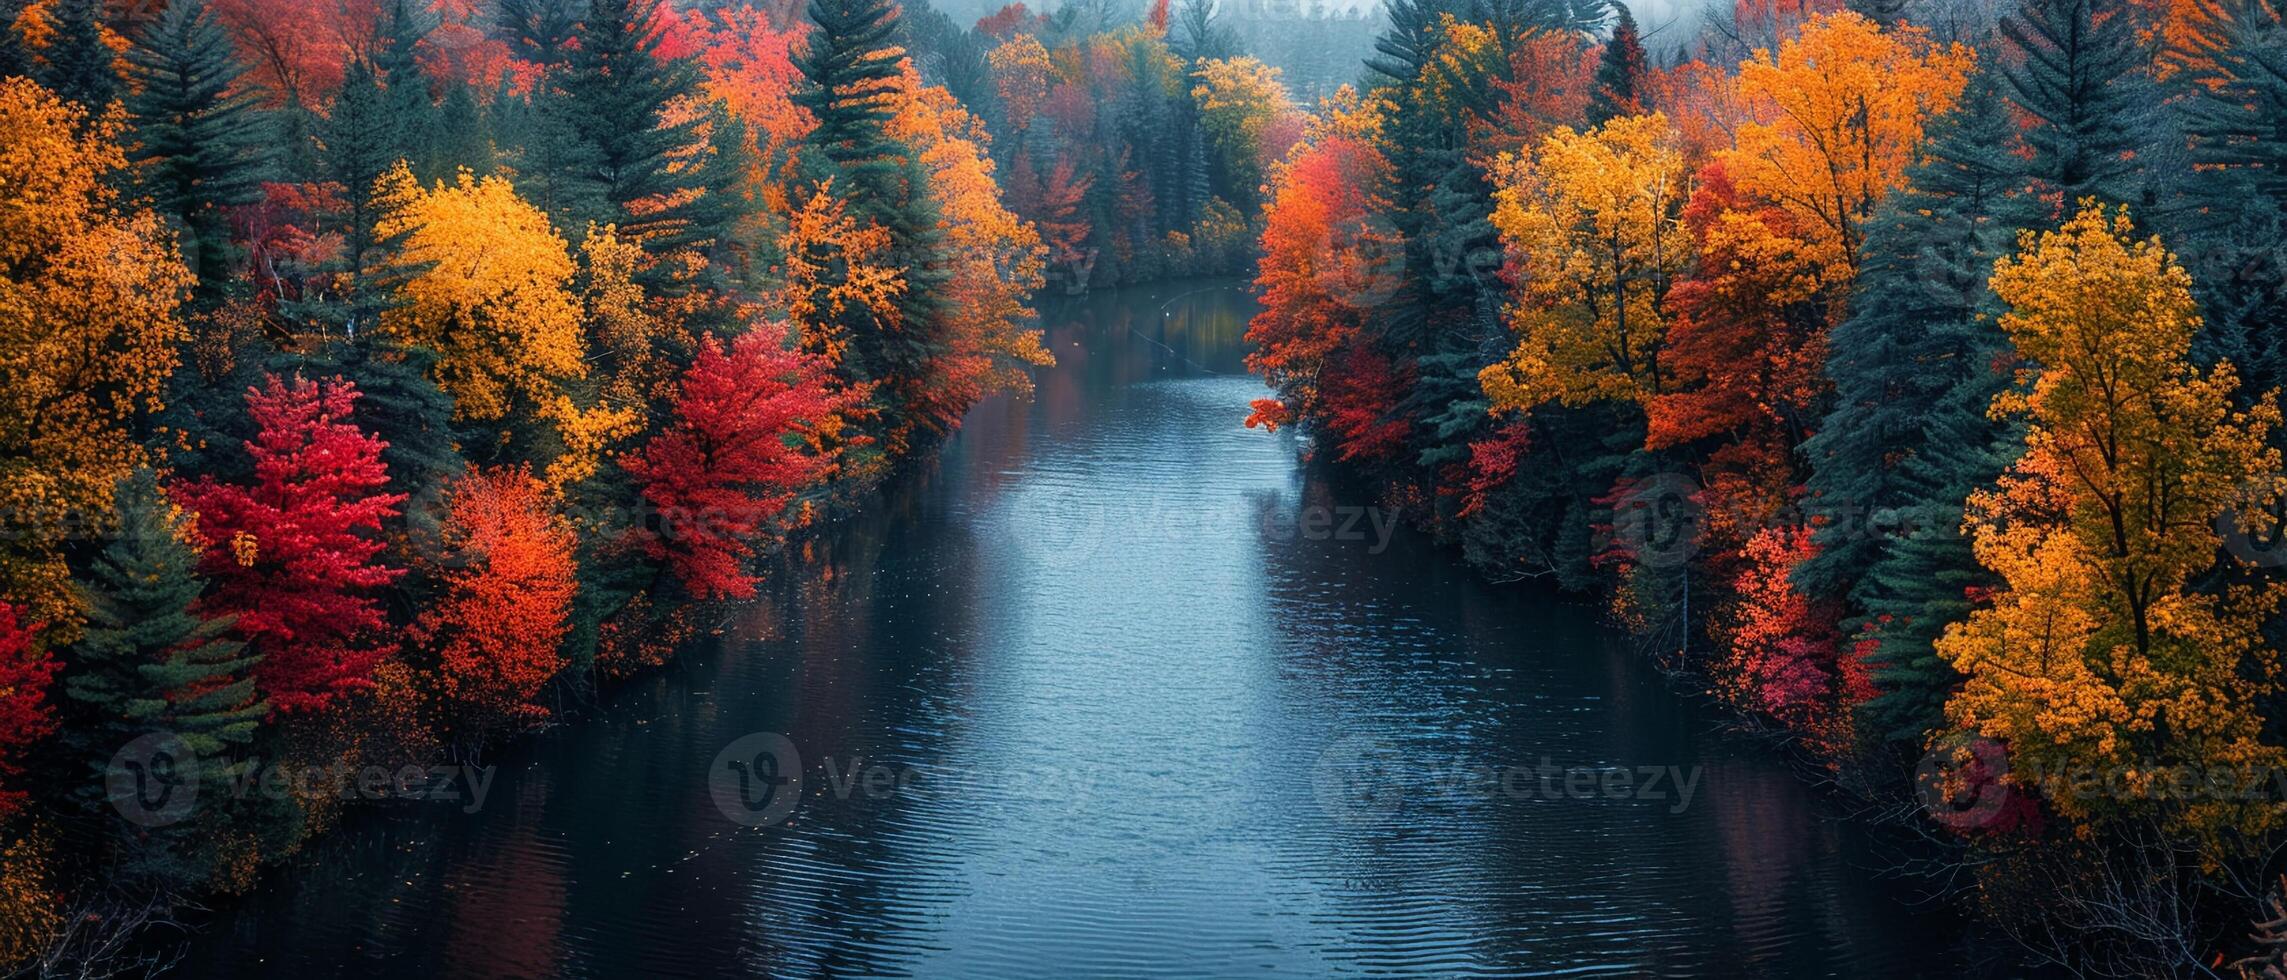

178,280,1983,978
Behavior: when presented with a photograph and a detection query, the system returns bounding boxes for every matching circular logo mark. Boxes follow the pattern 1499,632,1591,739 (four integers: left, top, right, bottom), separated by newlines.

1311,735,1408,828
710,732,803,828
1612,472,1704,569
2217,475,2287,568
1914,733,2013,831
106,732,199,828
1020,490,1108,569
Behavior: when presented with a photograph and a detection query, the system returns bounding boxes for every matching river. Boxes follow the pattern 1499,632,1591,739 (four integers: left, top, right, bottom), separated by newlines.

177,280,1984,978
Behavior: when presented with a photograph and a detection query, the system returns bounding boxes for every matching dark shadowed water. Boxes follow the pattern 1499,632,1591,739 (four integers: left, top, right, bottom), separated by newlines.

176,281,1990,978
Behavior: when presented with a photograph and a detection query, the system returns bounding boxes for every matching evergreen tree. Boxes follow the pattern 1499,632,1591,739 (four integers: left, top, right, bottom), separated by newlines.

123,0,269,294
38,0,119,110
1586,1,1648,125
1172,0,1239,62
375,0,438,179
796,0,904,194
312,57,404,332
65,469,265,883
0,0,28,80
551,0,730,255
797,0,952,446
2170,0,2287,399
1999,0,2146,206
499,0,586,66
1798,75,2029,747
425,81,495,179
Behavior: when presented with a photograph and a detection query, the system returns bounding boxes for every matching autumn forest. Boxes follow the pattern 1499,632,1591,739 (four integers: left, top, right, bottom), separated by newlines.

1,0,2286,973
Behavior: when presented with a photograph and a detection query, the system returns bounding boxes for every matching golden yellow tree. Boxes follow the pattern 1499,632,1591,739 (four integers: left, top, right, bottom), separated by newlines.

1718,11,1973,281
1936,204,2287,840
0,78,192,631
376,163,587,423
1480,112,1692,414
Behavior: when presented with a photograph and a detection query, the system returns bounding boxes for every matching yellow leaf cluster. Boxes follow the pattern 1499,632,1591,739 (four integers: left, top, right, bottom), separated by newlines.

0,78,192,631
376,163,586,422
1481,112,1692,414
1937,204,2287,841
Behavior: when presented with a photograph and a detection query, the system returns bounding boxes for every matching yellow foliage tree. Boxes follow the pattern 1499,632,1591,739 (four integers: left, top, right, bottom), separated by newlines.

1718,11,1973,282
0,78,192,631
375,163,587,423
1936,204,2287,841
1480,112,1692,414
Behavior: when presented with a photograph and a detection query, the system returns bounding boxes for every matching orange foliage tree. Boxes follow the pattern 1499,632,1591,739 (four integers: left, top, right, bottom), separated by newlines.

1718,11,1973,281
418,466,576,737
0,78,192,634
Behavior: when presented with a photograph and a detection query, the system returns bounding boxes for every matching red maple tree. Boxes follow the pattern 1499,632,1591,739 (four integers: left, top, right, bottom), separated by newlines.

625,332,844,601
175,375,406,715
0,602,56,820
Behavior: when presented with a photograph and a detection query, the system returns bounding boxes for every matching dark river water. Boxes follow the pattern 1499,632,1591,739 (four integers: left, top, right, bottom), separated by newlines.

177,281,1988,978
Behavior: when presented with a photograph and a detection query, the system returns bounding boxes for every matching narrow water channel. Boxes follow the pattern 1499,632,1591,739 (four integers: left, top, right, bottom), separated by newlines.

178,281,1978,977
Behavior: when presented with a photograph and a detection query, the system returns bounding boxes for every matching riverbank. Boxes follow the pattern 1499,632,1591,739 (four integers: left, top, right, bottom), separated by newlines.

164,281,1987,977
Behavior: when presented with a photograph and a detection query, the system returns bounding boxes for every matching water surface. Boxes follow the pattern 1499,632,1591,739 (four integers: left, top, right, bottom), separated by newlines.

180,281,1979,978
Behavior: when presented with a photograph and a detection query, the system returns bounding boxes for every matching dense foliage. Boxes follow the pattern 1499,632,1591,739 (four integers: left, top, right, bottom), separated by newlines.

0,0,1057,963
1246,0,2287,971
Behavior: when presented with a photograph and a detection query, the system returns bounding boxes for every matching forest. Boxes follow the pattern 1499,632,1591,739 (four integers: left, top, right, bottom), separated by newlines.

0,0,2284,973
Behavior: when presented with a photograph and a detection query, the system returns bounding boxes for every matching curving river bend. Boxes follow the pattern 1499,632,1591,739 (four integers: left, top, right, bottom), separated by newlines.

180,281,1981,978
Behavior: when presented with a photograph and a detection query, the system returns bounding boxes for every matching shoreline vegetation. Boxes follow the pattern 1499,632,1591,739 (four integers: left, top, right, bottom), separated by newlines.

1242,0,2287,974
0,0,2285,974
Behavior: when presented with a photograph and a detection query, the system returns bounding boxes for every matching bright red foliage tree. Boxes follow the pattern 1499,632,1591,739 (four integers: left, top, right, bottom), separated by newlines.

1717,525,1846,742
625,332,844,601
0,603,56,820
418,467,575,735
175,375,406,714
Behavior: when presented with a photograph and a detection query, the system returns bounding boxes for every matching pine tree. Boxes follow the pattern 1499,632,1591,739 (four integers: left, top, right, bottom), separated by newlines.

123,0,269,294
374,0,437,179
425,81,494,179
312,57,404,332
0,0,28,80
1587,2,1648,125
66,469,265,883
499,0,585,66
1999,0,2146,206
38,0,119,110
797,0,951,447
1798,74,2030,747
2170,0,2287,400
795,0,904,196
551,0,728,255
